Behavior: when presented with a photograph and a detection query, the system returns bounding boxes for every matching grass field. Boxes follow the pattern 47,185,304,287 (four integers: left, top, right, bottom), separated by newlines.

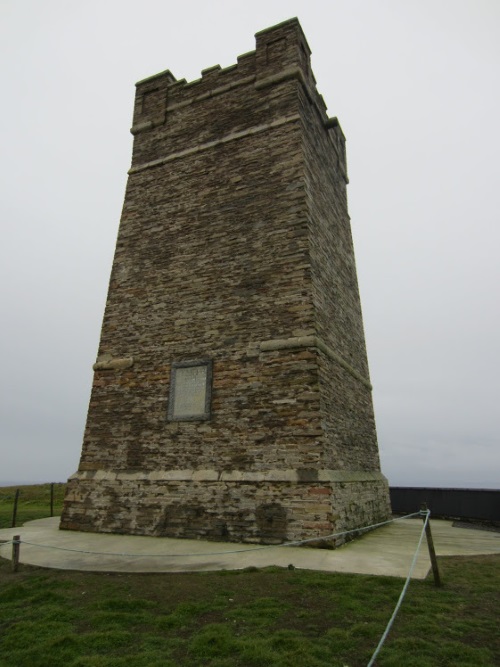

1,486,498,665
0,551,499,664
0,483,66,529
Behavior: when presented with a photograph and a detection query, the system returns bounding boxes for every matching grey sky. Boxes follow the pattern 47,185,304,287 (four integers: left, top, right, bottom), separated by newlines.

1,0,499,488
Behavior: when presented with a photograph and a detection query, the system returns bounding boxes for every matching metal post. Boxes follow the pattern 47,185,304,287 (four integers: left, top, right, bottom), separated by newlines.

12,535,20,572
11,489,20,528
50,483,54,517
421,503,442,587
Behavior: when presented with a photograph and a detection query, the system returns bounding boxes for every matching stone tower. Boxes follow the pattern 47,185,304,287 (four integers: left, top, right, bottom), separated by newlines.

61,18,390,544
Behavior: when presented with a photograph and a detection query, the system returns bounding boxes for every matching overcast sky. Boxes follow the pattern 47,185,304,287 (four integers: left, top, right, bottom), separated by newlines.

1,0,499,488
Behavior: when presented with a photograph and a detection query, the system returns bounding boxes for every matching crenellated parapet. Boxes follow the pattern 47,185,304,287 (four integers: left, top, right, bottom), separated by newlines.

129,18,347,180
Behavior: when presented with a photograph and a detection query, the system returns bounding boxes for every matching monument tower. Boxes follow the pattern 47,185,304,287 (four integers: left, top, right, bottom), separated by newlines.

61,18,390,543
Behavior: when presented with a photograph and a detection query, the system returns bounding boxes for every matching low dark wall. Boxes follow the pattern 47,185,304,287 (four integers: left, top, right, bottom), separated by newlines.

390,487,500,523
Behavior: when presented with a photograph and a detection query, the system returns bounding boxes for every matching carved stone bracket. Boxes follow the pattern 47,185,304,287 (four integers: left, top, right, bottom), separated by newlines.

93,354,134,371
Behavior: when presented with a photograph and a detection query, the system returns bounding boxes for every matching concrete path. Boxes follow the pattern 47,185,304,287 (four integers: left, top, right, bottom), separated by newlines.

0,516,499,579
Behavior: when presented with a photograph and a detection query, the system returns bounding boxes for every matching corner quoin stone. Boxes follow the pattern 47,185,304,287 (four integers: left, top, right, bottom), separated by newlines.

60,17,391,545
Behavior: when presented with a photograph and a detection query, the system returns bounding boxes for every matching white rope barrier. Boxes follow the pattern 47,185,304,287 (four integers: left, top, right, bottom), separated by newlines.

1,512,422,558
367,509,430,666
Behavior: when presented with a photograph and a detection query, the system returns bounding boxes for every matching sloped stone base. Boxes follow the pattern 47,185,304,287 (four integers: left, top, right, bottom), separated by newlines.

60,469,390,546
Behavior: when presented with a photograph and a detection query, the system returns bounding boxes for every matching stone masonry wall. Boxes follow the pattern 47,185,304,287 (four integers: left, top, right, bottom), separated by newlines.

63,474,389,544
61,18,390,543
302,80,386,482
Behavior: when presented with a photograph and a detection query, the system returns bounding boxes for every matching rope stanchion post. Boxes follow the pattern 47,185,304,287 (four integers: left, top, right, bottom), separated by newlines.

420,504,442,587
12,535,20,573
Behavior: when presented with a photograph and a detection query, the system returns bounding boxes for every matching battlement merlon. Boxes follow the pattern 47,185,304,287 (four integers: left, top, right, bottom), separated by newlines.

129,18,340,145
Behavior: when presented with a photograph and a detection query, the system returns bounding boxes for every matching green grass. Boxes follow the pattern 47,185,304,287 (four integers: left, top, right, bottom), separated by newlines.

0,483,66,529
1,486,498,665
0,554,498,666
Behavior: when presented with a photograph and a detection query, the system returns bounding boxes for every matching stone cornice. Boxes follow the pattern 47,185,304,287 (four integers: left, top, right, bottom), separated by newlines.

128,113,301,174
260,336,372,390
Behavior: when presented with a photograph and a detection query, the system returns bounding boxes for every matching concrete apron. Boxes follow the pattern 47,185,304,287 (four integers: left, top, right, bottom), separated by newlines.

0,517,499,579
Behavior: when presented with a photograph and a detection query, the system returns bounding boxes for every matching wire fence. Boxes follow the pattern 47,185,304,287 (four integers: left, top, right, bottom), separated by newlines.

0,483,66,529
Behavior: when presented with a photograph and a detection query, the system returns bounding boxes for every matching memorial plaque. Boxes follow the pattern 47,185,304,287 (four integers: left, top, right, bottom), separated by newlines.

168,360,212,420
